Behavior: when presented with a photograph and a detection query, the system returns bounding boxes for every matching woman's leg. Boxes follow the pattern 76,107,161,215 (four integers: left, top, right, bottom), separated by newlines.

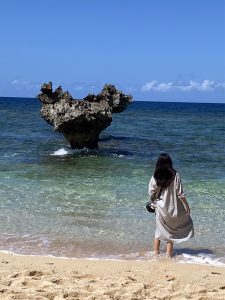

153,239,160,255
166,242,173,257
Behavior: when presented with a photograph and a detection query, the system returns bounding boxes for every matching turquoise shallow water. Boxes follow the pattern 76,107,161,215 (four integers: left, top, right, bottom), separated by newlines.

0,98,225,264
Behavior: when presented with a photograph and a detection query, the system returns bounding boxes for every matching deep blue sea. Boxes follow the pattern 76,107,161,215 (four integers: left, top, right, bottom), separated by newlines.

0,97,225,266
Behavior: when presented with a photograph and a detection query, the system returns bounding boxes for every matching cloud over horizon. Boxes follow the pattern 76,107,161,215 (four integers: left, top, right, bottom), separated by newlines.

141,80,225,92
1,78,224,101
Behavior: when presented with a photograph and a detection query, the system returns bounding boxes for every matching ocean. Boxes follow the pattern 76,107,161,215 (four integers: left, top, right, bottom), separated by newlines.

0,97,225,266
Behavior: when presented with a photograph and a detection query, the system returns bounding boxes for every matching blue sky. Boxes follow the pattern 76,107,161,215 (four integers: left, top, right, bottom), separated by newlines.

0,0,224,102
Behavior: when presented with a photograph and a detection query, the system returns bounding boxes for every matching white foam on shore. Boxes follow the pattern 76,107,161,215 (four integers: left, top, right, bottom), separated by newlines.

51,148,69,156
177,253,225,267
1,250,224,267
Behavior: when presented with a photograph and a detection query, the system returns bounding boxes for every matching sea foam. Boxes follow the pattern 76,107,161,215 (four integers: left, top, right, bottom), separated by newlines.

178,253,225,267
51,148,69,156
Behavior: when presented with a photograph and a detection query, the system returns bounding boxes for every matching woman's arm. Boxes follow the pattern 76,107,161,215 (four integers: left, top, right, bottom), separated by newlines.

179,194,191,215
176,172,191,215
148,176,158,200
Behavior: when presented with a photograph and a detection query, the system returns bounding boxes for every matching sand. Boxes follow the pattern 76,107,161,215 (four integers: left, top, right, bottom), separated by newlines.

0,252,225,299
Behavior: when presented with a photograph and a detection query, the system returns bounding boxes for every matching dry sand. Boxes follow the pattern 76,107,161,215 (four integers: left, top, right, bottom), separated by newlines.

0,252,225,299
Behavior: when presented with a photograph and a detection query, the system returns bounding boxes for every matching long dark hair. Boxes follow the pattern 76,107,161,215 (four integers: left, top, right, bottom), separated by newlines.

154,153,176,188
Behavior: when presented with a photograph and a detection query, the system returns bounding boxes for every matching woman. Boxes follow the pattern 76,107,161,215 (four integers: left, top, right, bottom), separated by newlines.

148,153,194,257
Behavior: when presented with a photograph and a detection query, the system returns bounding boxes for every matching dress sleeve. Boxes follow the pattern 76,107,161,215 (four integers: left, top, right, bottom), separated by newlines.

148,176,157,198
175,172,186,197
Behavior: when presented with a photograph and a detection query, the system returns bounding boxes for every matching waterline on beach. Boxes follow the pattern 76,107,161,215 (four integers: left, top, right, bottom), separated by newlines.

1,249,225,268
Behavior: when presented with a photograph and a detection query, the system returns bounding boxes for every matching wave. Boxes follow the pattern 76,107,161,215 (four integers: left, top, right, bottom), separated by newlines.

51,148,70,156
177,253,225,267
3,153,18,157
114,252,225,267
50,147,133,158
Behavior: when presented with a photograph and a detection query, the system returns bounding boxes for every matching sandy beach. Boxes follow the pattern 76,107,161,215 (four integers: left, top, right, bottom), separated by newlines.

0,252,224,299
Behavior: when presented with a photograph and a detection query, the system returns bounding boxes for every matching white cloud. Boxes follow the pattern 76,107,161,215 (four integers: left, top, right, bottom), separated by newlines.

141,80,224,92
141,80,176,92
10,79,40,89
178,80,199,91
198,80,215,91
141,80,158,92
215,81,225,89
155,82,173,91
11,79,20,85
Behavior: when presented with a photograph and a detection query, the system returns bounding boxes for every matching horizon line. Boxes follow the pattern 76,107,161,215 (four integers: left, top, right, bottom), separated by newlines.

0,96,224,105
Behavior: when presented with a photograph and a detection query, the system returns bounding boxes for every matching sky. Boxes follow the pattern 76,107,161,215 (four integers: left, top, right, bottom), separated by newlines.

0,0,224,102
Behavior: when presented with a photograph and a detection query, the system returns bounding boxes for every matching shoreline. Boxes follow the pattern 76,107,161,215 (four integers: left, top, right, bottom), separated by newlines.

0,252,225,299
1,248,225,268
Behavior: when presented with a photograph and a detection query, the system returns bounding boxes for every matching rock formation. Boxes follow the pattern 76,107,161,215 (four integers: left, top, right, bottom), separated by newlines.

38,82,133,149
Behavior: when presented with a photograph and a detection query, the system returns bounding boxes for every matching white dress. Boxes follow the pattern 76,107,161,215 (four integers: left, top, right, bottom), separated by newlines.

148,172,194,243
